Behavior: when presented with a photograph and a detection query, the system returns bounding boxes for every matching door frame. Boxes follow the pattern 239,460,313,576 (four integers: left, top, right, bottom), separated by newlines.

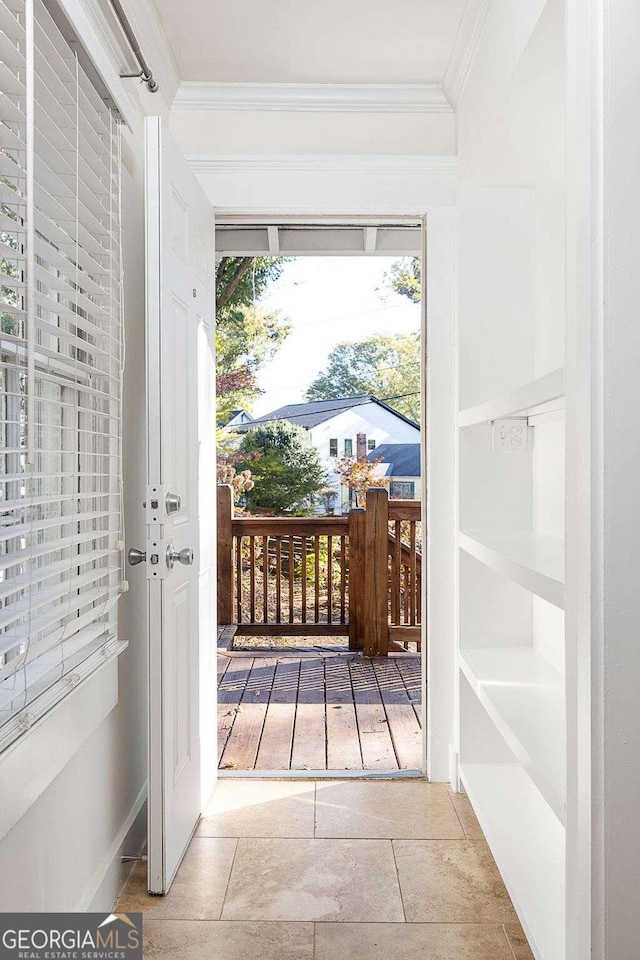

212,211,445,778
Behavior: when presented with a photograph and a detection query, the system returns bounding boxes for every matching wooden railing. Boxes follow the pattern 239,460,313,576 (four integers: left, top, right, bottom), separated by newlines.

217,484,422,655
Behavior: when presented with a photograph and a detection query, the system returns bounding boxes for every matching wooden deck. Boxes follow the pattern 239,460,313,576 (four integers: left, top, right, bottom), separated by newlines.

217,650,423,772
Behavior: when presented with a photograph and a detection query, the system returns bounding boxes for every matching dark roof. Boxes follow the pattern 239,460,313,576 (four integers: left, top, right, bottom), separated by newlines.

234,395,420,432
367,443,421,477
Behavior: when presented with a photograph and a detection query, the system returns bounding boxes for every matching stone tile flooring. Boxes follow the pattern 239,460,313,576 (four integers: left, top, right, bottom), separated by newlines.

117,779,535,959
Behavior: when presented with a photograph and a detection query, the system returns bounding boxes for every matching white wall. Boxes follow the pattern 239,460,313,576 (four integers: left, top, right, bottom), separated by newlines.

171,107,455,158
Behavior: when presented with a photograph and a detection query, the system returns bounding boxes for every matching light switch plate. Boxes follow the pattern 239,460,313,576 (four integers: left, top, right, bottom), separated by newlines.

491,418,529,452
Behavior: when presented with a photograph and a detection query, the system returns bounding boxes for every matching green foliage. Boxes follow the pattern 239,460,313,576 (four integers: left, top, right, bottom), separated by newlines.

383,256,421,303
305,332,420,422
216,257,291,425
235,421,326,515
1,249,18,336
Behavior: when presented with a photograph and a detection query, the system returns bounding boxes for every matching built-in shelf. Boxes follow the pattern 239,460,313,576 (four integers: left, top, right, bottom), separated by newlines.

458,368,565,428
460,762,565,960
458,528,564,608
460,647,565,823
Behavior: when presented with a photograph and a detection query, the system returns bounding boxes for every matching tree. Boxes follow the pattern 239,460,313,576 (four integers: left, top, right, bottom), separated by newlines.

383,256,421,303
216,462,255,504
235,421,326,515
305,333,420,421
333,456,389,508
216,257,291,425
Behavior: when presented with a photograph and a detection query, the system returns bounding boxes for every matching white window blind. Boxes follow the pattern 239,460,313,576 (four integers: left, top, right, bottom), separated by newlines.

0,0,124,749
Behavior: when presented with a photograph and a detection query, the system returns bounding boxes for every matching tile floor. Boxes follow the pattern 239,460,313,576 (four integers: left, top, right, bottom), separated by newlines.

117,779,535,959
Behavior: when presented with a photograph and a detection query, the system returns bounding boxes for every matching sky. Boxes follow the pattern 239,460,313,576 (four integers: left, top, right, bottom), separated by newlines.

252,257,420,416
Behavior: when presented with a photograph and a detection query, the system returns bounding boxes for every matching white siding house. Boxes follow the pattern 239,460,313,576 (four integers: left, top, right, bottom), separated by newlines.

235,396,420,512
368,443,422,500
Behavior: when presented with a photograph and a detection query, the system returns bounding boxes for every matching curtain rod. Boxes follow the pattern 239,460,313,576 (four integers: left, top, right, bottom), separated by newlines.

108,0,159,93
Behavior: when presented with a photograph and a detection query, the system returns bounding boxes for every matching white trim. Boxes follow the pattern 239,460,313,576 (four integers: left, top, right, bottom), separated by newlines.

78,784,147,911
443,0,492,107
218,769,424,780
174,81,452,114
0,638,126,754
187,154,459,176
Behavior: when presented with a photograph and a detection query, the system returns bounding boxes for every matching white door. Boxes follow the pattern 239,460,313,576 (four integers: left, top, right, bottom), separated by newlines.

143,117,216,894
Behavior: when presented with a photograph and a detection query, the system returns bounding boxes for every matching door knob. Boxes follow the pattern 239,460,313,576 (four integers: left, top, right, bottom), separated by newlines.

166,492,181,514
166,545,194,569
127,547,146,566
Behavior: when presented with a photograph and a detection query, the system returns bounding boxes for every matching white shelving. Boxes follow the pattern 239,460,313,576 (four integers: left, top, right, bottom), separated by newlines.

458,368,565,428
460,763,565,960
458,528,564,609
459,648,565,823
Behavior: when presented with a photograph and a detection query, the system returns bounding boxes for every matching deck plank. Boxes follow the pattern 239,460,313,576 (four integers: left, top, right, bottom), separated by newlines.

216,650,422,773
396,655,423,724
373,658,423,770
220,657,275,770
290,657,327,770
255,658,300,769
350,657,398,771
325,655,363,770
217,655,252,762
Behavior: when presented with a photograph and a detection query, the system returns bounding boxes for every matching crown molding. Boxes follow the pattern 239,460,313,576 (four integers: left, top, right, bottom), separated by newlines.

174,82,453,114
186,154,459,177
443,0,492,108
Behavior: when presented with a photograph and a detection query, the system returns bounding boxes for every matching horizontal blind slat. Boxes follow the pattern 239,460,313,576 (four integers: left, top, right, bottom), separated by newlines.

1,0,122,739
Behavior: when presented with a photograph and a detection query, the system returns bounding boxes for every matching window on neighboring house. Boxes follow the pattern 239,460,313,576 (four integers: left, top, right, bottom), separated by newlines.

329,438,338,457
344,438,353,456
0,0,124,750
367,439,376,451
390,481,416,499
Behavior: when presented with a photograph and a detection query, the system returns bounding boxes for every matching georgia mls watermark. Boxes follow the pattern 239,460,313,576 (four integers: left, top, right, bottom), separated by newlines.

0,914,142,960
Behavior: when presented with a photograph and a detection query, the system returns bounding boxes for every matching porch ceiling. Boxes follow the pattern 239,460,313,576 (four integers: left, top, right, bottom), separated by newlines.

215,222,422,257
152,0,467,85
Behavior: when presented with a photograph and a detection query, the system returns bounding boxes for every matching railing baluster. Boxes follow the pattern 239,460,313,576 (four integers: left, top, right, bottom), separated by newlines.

301,535,307,623
275,537,282,623
235,535,243,624
393,519,402,625
314,536,320,623
249,536,256,623
340,535,346,623
288,535,294,623
403,563,409,624
327,534,333,624
409,521,417,625
262,535,269,623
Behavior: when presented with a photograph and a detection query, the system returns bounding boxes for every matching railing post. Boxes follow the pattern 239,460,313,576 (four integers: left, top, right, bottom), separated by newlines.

363,487,389,657
217,484,234,625
348,507,365,650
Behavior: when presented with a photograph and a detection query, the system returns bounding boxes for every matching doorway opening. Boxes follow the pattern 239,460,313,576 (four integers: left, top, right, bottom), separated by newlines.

214,218,426,776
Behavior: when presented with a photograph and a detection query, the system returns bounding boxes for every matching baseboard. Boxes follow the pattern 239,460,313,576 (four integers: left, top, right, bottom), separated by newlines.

77,783,147,912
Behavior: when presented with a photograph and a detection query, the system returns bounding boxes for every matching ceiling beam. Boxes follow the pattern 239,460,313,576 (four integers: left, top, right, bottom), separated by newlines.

267,225,280,255
364,226,378,254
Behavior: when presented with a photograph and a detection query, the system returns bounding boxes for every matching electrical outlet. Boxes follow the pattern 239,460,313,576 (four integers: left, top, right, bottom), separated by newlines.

492,418,529,452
